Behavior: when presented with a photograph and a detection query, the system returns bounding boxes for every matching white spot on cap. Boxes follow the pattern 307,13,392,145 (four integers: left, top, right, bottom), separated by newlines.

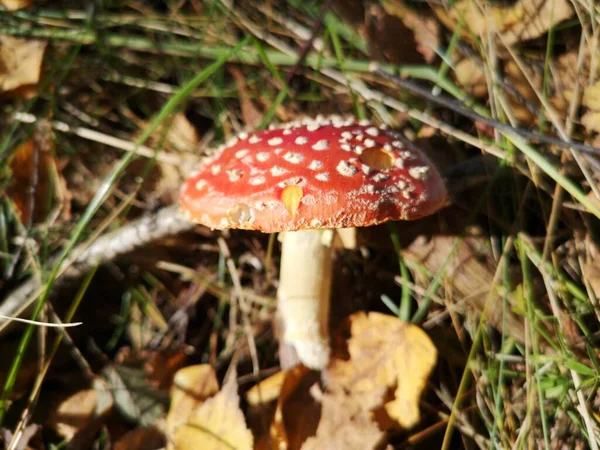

341,131,353,140
307,123,320,132
364,138,376,148
235,149,249,159
355,134,364,142
211,165,221,175
312,140,329,151
268,137,283,146
365,126,379,137
270,166,287,176
392,140,403,148
249,135,262,144
227,169,243,182
308,160,323,170
249,176,266,185
256,152,270,162
398,180,407,190
295,136,308,145
315,172,330,182
361,164,371,175
372,173,389,182
302,194,316,205
283,129,292,135
310,218,323,227
359,119,370,126
341,144,351,152
283,152,304,164
195,179,207,190
238,131,249,140
337,160,358,177
409,166,430,179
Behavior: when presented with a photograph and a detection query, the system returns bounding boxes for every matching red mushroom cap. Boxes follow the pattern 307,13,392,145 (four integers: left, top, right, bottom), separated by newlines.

180,116,447,232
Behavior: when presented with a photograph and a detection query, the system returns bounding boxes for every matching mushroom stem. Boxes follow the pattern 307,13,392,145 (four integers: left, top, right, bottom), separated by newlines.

277,229,333,370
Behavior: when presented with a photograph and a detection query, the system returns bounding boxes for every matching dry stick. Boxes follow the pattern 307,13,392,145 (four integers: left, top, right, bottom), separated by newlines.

0,205,193,331
522,233,600,450
373,69,600,158
12,112,185,166
282,0,333,85
542,32,588,261
216,237,260,378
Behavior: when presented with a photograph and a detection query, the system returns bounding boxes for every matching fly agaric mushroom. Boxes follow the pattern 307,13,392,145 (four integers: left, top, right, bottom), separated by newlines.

180,115,447,370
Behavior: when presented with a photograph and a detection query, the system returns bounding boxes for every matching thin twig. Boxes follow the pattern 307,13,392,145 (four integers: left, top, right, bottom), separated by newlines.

11,112,186,166
374,69,600,158
0,205,194,333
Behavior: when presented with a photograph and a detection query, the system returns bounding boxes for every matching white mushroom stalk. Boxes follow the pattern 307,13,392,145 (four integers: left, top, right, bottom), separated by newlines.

277,229,333,369
179,115,448,370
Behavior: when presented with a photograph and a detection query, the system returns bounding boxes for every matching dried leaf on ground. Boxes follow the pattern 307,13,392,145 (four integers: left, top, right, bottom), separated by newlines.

113,426,165,450
230,67,264,128
166,364,220,441
325,312,437,429
7,129,70,224
48,378,113,448
581,81,600,134
144,348,187,390
0,36,46,97
301,391,385,450
170,370,253,450
103,365,166,426
152,112,200,154
1,0,32,10
402,231,525,343
381,0,440,63
433,0,573,45
246,370,286,406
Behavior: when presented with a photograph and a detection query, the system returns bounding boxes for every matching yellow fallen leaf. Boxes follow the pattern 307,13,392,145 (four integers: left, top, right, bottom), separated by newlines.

166,364,220,445
172,373,253,450
1,0,31,10
581,111,600,134
245,370,286,406
454,59,487,98
0,36,46,97
583,81,600,110
325,312,437,429
433,0,573,45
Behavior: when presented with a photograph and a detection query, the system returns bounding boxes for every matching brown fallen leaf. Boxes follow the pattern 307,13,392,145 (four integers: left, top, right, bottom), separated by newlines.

433,0,573,45
325,312,437,429
113,426,165,450
171,371,253,450
230,67,264,128
0,36,46,97
381,0,440,64
271,365,320,450
301,391,385,450
8,127,70,224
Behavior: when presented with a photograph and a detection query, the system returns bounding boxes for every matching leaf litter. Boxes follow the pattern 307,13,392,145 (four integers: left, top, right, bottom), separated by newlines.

1,0,599,449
